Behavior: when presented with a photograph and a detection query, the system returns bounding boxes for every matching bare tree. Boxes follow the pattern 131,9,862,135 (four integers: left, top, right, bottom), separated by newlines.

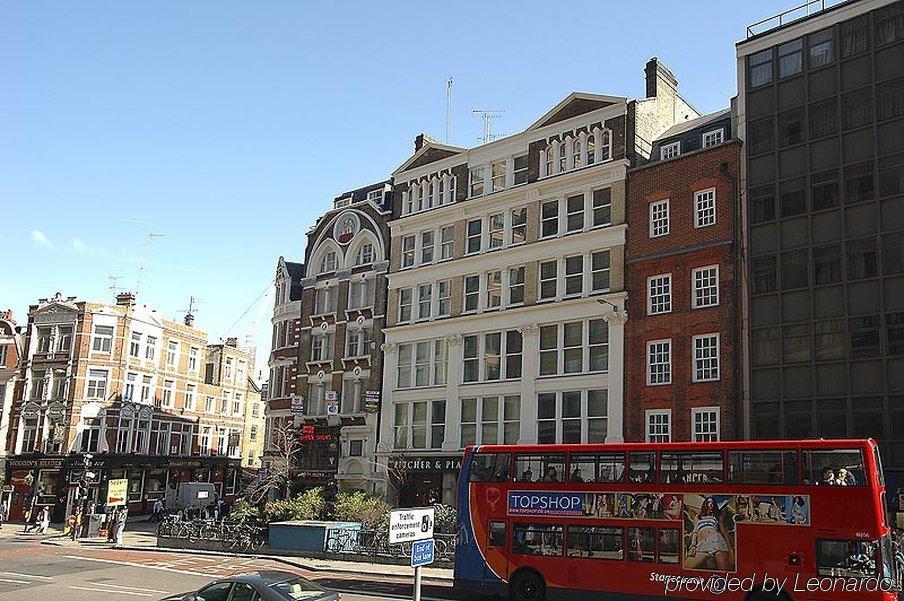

245,419,298,504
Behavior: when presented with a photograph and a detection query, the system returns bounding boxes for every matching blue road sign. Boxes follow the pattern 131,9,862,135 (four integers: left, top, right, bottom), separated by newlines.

411,538,435,567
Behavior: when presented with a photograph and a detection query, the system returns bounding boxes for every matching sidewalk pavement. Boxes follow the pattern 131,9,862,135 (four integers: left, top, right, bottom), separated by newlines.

38,519,454,581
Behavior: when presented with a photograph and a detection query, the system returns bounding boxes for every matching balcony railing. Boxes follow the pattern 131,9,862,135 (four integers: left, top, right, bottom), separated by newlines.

746,0,846,37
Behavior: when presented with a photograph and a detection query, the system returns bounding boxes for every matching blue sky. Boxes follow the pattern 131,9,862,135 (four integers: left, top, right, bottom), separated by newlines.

1,0,792,372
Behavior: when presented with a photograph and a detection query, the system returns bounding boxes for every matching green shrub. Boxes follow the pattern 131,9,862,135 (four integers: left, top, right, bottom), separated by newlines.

264,487,327,522
433,503,457,534
227,498,263,526
334,491,391,529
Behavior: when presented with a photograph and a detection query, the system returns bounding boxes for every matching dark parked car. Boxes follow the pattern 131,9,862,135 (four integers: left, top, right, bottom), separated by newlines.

161,571,339,601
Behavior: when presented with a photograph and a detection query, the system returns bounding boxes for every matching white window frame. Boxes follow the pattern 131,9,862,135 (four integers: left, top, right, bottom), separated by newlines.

462,330,523,383
469,166,485,197
440,226,454,260
649,199,670,237
491,161,506,192
647,274,672,315
647,339,672,385
695,188,716,228
348,277,374,310
396,339,447,389
646,409,672,443
692,333,721,382
417,283,433,321
692,265,720,309
538,319,609,377
398,287,412,323
91,325,114,353
536,390,608,444
401,235,416,268
692,406,721,442
660,141,680,160
86,369,109,399
702,129,724,148
460,395,522,446
320,250,337,274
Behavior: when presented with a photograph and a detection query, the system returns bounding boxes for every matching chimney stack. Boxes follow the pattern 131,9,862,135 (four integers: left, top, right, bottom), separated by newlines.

225,336,238,347
116,292,136,307
645,57,678,98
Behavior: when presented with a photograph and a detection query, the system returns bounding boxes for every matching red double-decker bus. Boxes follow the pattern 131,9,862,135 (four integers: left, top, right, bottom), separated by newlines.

454,439,901,601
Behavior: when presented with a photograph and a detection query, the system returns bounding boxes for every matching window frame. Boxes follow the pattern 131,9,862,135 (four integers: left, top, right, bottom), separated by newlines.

645,409,672,443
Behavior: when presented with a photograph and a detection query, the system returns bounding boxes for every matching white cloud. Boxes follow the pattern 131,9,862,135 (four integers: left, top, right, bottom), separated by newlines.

71,237,86,253
30,229,55,249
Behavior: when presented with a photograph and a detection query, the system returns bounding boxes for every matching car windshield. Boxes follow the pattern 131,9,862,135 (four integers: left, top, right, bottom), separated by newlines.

270,578,327,600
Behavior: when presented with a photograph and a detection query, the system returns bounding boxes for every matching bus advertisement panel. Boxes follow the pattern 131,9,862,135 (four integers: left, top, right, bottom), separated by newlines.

454,439,900,601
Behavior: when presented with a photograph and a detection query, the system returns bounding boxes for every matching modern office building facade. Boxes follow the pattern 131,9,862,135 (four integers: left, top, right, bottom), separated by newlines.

738,0,904,480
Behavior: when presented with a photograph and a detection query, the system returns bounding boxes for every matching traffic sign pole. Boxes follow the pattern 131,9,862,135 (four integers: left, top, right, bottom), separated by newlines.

413,565,422,601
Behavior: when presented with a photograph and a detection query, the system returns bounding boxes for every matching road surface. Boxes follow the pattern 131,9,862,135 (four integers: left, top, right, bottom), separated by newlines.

0,534,471,601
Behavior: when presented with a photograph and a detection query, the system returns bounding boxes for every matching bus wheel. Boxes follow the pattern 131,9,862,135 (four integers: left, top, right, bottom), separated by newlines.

510,570,545,601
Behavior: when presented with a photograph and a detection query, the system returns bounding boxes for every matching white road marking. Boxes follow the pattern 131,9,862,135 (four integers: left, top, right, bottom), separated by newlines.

69,585,153,597
84,582,170,594
1,572,53,580
62,554,209,577
0,578,30,584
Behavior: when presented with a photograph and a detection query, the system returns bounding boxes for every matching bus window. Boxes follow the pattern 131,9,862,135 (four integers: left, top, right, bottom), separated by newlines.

627,527,655,562
469,453,511,482
513,523,564,556
489,521,506,548
874,445,885,488
803,449,865,486
816,539,878,577
728,450,798,485
627,452,656,483
569,453,625,483
566,526,623,560
660,452,724,484
658,528,680,564
515,454,566,483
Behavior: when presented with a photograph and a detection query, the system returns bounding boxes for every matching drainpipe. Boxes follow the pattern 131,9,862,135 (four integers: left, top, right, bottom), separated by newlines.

721,156,744,441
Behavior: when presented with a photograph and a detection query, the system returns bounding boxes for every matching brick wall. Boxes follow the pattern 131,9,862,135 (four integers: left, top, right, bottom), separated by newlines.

625,141,741,442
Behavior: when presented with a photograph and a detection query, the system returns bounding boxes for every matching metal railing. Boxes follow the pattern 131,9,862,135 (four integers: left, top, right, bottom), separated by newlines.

747,0,846,38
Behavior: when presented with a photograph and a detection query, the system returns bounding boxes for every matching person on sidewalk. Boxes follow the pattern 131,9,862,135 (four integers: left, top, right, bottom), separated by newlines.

36,506,51,534
149,498,164,523
114,506,128,547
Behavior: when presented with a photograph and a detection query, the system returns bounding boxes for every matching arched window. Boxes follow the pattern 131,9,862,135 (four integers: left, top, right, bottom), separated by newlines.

545,147,554,175
573,138,582,168
598,130,612,161
587,133,596,164
355,243,374,266
558,141,567,172
320,250,337,274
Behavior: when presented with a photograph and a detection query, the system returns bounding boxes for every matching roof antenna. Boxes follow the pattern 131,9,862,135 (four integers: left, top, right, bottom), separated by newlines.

445,76,453,144
472,109,505,145
107,275,124,297
179,295,202,327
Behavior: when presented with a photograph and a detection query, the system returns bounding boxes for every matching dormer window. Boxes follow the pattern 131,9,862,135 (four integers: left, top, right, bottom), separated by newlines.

545,148,554,176
587,135,596,164
558,141,567,172
702,129,724,148
366,189,383,203
355,243,374,266
320,251,337,273
334,197,350,209
660,142,681,160
573,138,582,168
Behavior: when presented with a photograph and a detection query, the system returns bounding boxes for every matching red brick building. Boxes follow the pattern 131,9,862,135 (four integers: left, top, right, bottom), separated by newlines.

625,109,742,443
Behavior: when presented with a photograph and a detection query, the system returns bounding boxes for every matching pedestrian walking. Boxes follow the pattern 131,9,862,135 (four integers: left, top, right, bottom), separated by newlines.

22,505,35,533
114,506,128,546
36,506,51,534
106,507,118,543
149,498,164,523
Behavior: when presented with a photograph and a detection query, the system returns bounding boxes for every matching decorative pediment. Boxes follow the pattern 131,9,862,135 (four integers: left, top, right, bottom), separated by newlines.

393,139,466,176
528,92,626,131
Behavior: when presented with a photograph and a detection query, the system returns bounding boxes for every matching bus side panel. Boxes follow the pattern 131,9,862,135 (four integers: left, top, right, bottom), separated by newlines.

454,448,506,591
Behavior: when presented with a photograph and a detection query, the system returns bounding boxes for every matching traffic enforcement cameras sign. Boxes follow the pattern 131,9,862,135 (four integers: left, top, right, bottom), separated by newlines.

389,507,434,544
